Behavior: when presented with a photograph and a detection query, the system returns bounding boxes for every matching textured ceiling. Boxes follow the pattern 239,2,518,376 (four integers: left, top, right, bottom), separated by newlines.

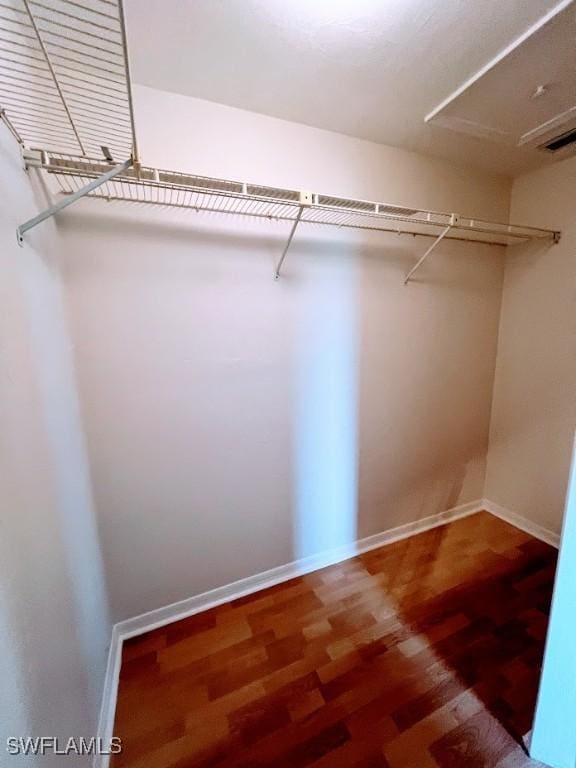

125,0,575,177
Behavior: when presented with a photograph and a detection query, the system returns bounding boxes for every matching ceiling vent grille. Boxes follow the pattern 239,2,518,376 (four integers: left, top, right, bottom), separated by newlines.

539,128,576,153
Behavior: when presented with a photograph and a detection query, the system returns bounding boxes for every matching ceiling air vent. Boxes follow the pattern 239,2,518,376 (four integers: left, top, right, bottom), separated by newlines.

539,127,576,153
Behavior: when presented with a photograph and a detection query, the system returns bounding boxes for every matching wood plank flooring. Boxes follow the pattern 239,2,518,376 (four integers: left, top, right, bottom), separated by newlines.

112,512,557,768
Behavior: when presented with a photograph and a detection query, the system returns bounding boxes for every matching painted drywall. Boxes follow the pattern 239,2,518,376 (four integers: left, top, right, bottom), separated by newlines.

132,86,511,219
0,130,110,764
485,154,576,534
56,86,509,623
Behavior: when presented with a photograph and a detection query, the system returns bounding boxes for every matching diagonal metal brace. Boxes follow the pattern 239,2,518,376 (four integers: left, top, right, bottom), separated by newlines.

17,158,133,245
0,107,23,145
274,205,305,279
403,217,456,284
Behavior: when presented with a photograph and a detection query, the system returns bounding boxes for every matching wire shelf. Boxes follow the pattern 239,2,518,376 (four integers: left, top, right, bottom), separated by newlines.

41,152,559,247
0,0,136,160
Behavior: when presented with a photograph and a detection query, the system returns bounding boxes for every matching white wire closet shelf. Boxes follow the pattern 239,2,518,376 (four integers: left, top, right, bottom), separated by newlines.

39,153,557,246
27,151,560,279
0,0,137,161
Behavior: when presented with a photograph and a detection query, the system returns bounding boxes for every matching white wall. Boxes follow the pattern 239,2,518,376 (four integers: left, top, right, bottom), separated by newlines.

485,154,576,533
55,86,509,624
134,86,510,218
0,130,110,764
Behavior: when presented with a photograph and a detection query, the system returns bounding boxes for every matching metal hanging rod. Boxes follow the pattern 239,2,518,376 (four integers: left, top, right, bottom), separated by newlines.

17,151,561,280
0,0,138,164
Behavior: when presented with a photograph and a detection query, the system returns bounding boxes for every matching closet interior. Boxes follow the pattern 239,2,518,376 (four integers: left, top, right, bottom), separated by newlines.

1,1,575,767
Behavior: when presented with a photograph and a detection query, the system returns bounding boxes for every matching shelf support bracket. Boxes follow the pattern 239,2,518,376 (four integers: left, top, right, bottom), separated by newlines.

274,205,304,279
0,107,23,146
404,216,457,284
17,158,133,245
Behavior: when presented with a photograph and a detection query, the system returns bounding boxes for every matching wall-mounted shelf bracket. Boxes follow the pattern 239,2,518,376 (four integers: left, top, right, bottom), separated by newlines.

274,206,304,279
404,214,459,284
0,107,23,146
274,192,312,279
17,158,133,246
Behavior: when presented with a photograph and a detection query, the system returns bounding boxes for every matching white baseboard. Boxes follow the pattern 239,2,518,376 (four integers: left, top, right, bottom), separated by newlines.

94,624,122,768
116,499,484,642
482,499,560,549
94,496,559,765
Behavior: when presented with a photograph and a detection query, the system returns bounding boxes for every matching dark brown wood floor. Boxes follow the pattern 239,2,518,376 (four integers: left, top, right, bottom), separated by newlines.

113,511,557,768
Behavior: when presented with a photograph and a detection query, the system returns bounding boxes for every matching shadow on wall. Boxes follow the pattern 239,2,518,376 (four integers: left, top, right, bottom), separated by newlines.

23,249,112,709
0,133,111,754
0,589,32,756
